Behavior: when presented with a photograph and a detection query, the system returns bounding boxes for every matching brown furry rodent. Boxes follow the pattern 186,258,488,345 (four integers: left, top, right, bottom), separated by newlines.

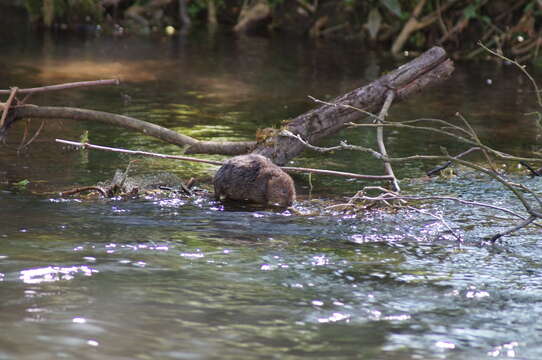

213,154,295,207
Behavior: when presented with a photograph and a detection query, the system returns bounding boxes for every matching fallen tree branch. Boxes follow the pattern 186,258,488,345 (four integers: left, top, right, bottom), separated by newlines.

8,106,256,156
252,46,454,164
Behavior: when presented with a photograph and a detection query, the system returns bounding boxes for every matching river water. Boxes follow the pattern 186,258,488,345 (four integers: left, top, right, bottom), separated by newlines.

1,27,542,359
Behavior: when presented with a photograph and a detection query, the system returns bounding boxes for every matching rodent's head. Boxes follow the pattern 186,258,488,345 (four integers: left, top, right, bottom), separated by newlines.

266,173,296,207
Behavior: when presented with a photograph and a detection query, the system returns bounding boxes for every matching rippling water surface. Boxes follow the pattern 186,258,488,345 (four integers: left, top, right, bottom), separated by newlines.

1,24,542,359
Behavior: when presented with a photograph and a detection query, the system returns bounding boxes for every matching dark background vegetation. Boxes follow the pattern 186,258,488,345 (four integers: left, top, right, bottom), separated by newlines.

2,0,542,62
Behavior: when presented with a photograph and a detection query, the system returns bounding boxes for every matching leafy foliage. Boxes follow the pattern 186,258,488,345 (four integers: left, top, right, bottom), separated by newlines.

10,0,542,62
24,0,103,25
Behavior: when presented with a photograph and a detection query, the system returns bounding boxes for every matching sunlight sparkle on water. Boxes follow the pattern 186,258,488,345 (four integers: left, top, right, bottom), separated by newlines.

488,342,519,357
317,312,351,323
19,266,98,284
310,255,330,266
465,286,490,299
157,198,186,207
180,252,205,259
72,317,87,324
260,264,274,271
87,340,99,347
435,341,456,350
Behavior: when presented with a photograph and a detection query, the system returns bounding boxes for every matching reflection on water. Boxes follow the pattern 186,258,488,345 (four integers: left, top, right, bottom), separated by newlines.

19,265,98,284
1,28,542,359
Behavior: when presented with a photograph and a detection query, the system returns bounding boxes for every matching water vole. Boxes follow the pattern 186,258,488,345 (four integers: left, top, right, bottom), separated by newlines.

213,154,295,207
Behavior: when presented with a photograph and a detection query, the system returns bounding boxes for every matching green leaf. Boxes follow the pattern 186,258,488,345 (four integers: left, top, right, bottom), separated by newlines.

366,8,382,40
13,179,30,187
80,130,89,143
463,4,477,19
380,0,402,17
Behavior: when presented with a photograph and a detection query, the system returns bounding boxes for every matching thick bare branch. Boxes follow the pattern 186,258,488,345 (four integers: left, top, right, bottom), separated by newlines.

10,106,256,156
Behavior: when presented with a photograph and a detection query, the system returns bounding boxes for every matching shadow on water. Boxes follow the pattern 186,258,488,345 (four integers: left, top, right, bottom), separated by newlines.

1,27,542,359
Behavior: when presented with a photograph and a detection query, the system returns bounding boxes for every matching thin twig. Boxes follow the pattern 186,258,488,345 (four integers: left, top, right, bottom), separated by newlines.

406,205,462,242
308,95,380,121
386,194,528,221
55,139,223,165
479,42,542,107
488,216,537,243
18,120,30,150
280,129,383,159
18,120,45,152
426,147,481,176
376,91,400,192
349,122,542,163
520,161,541,177
60,186,108,197
0,79,120,95
456,112,498,171
0,87,18,127
55,139,392,180
281,166,394,180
